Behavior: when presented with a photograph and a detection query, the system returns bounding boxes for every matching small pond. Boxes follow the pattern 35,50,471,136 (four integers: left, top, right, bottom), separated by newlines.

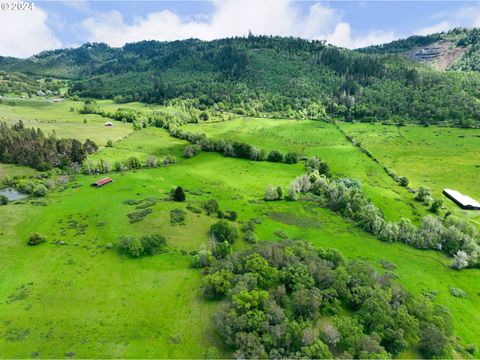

0,188,28,201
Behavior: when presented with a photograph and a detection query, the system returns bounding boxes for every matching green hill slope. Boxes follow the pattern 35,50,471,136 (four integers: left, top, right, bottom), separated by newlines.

1,35,480,126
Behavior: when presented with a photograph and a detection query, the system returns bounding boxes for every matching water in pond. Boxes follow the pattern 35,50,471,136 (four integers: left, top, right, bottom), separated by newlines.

0,188,28,201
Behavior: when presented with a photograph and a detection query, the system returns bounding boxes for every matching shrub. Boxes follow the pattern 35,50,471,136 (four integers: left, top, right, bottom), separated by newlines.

145,156,158,168
430,199,443,214
284,152,299,164
415,185,431,202
118,234,166,257
172,186,186,202
162,155,176,166
204,199,219,215
264,185,283,201
192,246,214,268
33,184,48,197
419,324,448,358
28,232,47,246
244,230,258,243
201,269,234,299
465,344,478,355
452,251,469,269
140,233,167,255
242,220,256,233
210,220,238,244
449,287,467,298
187,204,202,214
398,176,409,187
199,112,209,121
225,210,237,221
106,139,113,147
202,347,219,359
0,195,8,205
127,208,153,223
126,156,142,169
170,208,186,225
184,144,201,158
213,241,232,259
117,235,144,257
306,156,330,176
267,149,283,162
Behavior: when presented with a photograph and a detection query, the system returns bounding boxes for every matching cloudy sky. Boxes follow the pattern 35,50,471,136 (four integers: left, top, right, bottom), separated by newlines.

1,0,480,58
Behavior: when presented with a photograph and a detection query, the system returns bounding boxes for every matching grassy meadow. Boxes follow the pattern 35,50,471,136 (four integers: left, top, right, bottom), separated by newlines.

0,163,38,180
0,98,132,146
90,127,188,164
340,123,480,224
181,117,430,223
1,100,480,356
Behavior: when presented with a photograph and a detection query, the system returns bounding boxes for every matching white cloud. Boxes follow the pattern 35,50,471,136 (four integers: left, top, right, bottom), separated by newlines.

455,3,480,27
324,22,396,49
80,1,395,49
414,21,453,36
414,2,480,36
0,1,61,57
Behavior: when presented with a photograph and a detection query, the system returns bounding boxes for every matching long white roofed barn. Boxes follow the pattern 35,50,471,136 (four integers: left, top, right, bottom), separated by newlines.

443,189,480,210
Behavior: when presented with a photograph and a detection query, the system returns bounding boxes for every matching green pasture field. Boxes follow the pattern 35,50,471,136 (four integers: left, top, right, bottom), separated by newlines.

0,98,132,146
1,151,479,356
1,101,480,357
0,153,301,358
181,117,430,222
0,163,38,180
340,123,480,224
90,127,188,164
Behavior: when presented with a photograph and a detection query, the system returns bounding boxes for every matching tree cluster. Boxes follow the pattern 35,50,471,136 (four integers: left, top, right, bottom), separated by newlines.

280,171,480,268
201,240,453,358
170,129,299,164
0,121,96,170
117,233,167,257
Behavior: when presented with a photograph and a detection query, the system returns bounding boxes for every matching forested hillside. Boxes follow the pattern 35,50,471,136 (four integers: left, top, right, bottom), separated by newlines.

1,34,480,126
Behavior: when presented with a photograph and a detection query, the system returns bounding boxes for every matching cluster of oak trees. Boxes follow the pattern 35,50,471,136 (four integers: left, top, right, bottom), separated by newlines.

201,240,454,358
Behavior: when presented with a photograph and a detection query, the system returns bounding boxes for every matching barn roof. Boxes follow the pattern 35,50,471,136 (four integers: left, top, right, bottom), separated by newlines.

443,189,480,209
92,177,113,186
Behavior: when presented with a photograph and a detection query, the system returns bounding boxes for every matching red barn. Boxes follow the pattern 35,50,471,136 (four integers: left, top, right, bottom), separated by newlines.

91,177,113,187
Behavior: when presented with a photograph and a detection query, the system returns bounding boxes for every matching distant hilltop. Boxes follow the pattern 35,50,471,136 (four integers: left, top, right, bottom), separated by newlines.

1,31,480,127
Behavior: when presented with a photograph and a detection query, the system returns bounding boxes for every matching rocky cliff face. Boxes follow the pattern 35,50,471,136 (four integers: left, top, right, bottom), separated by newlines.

407,40,468,70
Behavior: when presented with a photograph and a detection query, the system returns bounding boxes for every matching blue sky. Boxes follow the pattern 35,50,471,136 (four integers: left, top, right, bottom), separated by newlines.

1,1,480,57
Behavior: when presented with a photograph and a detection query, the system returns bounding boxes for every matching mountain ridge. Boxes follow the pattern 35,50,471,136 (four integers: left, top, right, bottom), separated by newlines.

1,33,479,126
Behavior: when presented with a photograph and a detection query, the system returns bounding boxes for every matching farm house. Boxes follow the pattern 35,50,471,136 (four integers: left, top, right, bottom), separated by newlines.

104,121,113,126
91,178,113,187
443,189,480,210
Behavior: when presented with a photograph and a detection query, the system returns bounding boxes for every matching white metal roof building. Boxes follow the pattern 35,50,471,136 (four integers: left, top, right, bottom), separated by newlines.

443,189,480,210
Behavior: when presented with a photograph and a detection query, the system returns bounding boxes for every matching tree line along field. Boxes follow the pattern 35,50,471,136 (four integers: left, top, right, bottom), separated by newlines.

1,99,480,357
